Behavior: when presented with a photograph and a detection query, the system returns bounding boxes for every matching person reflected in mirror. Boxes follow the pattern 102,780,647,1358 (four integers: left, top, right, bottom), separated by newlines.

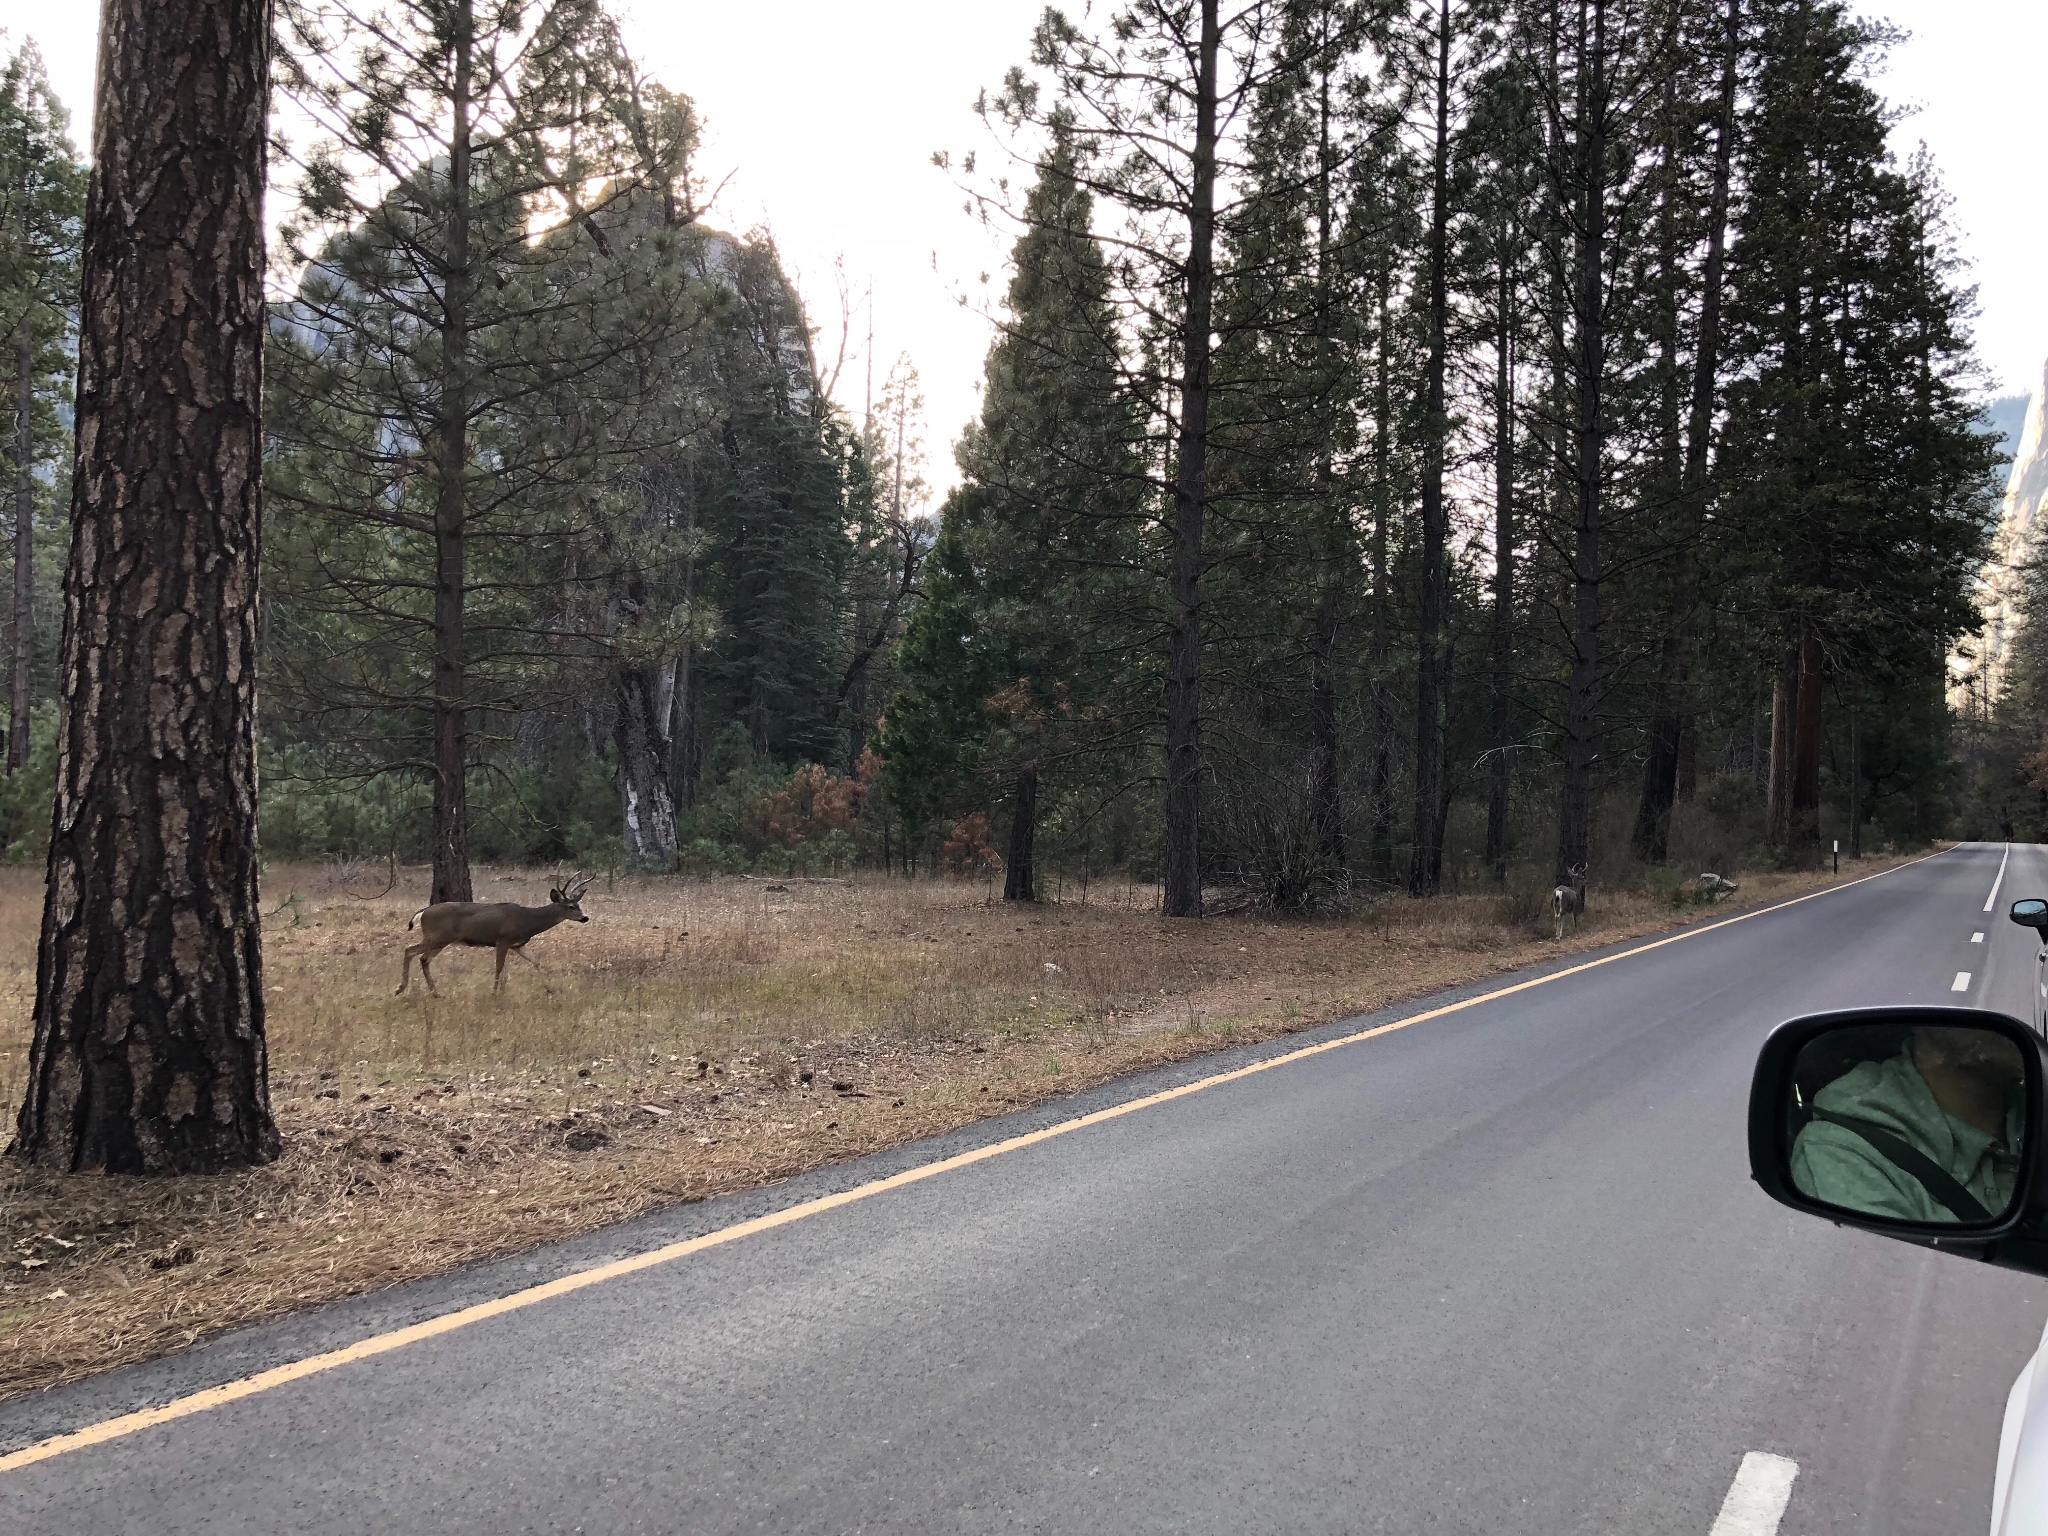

1791,1027,2024,1223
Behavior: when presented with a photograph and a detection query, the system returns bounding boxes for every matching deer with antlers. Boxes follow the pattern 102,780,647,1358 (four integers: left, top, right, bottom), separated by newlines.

397,874,594,995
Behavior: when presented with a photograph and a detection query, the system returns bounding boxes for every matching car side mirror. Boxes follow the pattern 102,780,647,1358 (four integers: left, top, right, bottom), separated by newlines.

2012,898,2048,940
1749,1007,2048,1275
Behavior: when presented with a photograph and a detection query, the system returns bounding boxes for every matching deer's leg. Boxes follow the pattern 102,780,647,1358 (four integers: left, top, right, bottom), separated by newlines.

509,945,555,995
419,947,441,997
494,943,510,992
397,942,423,995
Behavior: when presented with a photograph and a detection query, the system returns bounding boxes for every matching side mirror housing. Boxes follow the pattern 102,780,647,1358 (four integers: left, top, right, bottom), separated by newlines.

2011,898,2048,938
1749,1006,2048,1275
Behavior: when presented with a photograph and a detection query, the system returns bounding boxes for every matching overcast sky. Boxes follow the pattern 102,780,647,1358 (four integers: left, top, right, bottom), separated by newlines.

10,0,2045,497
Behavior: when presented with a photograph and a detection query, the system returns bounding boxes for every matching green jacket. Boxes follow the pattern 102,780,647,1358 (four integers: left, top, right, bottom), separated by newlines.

1790,1049,2021,1223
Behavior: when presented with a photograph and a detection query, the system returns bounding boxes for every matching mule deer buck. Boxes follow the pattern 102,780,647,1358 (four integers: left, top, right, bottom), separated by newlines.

397,874,593,995
1553,863,1587,940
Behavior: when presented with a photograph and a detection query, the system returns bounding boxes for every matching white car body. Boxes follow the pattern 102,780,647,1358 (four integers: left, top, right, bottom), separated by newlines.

1993,938,2048,1535
1995,1320,2048,1534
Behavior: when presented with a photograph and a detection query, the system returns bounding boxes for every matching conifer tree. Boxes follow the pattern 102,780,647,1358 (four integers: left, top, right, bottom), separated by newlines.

885,132,1143,901
270,0,680,898
1723,0,1995,856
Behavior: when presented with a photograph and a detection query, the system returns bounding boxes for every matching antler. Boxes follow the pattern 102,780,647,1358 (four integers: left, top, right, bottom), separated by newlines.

563,870,595,901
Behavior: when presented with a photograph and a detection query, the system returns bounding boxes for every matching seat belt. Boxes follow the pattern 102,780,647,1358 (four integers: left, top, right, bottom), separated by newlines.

1808,1107,1995,1223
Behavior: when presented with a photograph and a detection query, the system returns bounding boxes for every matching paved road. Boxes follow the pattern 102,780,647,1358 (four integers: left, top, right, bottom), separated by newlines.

6,844,2048,1533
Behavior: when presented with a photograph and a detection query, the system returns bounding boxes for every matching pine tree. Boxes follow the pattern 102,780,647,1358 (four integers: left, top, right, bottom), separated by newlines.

272,0,675,901
884,132,1143,900
1722,0,1996,857
269,0,686,897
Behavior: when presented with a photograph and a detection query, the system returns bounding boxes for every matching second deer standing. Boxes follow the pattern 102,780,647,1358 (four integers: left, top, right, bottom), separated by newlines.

1553,864,1587,941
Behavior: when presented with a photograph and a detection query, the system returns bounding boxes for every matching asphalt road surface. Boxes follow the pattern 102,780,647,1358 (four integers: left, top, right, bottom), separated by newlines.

6,843,2048,1534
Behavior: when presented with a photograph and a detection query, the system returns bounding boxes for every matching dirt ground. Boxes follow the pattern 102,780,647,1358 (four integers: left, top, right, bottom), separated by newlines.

0,853,1921,1402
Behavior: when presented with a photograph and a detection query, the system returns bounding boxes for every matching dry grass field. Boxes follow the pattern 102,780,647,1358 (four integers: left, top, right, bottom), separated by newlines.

0,853,1920,1401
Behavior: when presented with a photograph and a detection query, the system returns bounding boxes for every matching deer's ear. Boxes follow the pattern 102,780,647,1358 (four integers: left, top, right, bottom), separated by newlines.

550,888,563,902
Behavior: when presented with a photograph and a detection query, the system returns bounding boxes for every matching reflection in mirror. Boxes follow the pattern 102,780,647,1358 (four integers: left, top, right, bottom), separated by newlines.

1788,1023,2025,1225
2012,898,2048,930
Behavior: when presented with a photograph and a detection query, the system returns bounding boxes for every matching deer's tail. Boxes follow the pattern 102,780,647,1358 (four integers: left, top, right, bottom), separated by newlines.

407,906,429,931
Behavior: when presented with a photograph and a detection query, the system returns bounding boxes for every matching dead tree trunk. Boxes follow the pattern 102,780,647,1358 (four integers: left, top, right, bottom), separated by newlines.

1162,0,1220,920
9,0,279,1172
614,654,678,864
1004,763,1038,903
429,8,475,905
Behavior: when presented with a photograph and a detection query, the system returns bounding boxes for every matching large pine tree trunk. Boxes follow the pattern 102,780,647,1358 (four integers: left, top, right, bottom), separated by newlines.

1310,592,1345,872
1630,0,1739,862
1555,0,1609,886
1766,657,1792,846
1162,0,1220,920
1409,0,1453,898
1308,50,1345,879
429,7,474,906
9,327,31,773
1486,246,1515,881
9,0,279,1172
1368,263,1397,882
1790,625,1823,854
1004,764,1038,902
1847,710,1861,857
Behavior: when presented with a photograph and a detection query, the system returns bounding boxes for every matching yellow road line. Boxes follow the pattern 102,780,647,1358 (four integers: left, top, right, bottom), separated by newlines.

0,848,1946,1475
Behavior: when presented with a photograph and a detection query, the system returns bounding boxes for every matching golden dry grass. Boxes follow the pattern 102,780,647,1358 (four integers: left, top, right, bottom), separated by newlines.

0,853,1921,1402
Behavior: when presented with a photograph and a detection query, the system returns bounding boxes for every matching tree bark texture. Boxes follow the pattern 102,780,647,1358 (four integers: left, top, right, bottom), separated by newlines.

10,328,33,773
1162,0,1219,920
1004,763,1038,903
1554,0,1608,886
9,0,279,1172
1409,0,1454,898
430,7,475,905
614,657,678,864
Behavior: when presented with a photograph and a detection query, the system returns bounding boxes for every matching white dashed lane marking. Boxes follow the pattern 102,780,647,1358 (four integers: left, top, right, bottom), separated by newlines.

1987,844,2011,914
1953,972,1972,992
1973,932,1985,943
1708,1452,1799,1536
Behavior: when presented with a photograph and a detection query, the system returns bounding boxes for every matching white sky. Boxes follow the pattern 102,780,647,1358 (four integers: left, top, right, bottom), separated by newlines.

8,0,2047,494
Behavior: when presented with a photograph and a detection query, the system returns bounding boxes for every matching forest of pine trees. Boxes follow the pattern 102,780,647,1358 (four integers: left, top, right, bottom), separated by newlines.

0,0,2012,917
